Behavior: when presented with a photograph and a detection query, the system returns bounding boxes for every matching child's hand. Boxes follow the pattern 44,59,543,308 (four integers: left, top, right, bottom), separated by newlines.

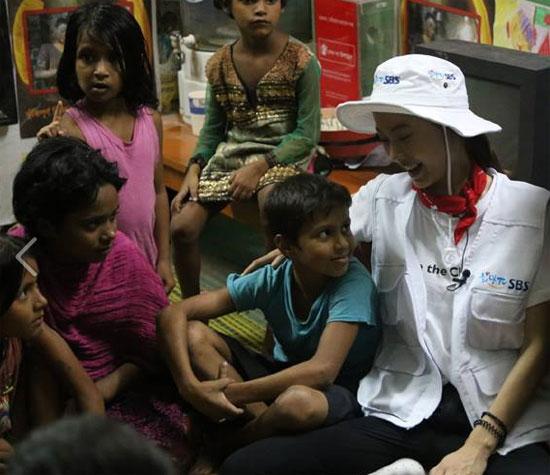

229,160,269,201
157,258,175,294
188,377,244,422
171,164,200,214
0,438,13,474
37,101,66,139
243,249,285,275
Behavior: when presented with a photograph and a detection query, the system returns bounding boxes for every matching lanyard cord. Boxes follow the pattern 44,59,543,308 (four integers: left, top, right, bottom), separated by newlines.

443,126,453,242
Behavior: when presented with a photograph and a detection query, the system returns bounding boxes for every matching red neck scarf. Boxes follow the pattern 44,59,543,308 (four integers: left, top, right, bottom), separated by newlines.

413,163,488,245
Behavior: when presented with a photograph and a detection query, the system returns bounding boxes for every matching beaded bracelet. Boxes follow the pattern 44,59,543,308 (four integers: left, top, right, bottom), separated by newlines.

473,418,505,449
482,411,508,437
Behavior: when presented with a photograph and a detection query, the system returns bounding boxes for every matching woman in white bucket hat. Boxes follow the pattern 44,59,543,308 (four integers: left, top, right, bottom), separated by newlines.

221,54,550,475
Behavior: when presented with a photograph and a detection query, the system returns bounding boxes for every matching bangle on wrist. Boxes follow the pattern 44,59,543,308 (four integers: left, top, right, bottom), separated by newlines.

473,418,506,449
264,151,277,168
188,155,207,171
482,411,508,437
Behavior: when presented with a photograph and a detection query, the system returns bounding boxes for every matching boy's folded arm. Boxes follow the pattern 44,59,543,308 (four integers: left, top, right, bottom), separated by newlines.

156,288,236,396
224,321,359,406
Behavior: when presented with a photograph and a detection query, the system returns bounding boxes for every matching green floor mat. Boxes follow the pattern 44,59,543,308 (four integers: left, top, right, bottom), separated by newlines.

168,213,267,353
168,280,266,353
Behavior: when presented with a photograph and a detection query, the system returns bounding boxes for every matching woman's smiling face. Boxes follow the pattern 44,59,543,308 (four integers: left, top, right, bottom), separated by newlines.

374,112,450,194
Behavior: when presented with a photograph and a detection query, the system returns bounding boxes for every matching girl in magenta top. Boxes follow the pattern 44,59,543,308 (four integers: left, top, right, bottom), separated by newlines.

38,2,174,294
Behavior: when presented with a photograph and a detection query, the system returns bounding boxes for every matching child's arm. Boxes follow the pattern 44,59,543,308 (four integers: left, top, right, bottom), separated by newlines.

228,56,321,200
430,300,550,475
156,288,244,420
0,438,12,474
94,363,144,403
36,101,86,141
224,321,360,406
266,56,322,165
30,325,105,415
152,111,175,294
171,84,227,213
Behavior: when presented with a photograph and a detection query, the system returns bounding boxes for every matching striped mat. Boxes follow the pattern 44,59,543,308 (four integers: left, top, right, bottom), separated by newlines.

169,282,266,353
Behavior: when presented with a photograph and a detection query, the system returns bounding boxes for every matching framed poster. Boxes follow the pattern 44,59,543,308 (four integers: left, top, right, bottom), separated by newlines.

494,1,550,56
404,0,481,53
23,8,71,95
0,0,17,126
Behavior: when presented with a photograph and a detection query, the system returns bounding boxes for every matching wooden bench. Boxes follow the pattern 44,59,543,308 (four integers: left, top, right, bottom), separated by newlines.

162,114,379,228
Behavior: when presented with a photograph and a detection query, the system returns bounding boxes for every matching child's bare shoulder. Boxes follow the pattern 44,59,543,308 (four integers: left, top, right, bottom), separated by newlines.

60,111,86,142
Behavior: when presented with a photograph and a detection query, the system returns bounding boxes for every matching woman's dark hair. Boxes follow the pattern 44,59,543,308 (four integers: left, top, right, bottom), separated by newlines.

7,415,176,475
13,137,126,239
263,173,351,242
465,134,503,173
56,1,158,112
0,235,32,316
214,0,288,17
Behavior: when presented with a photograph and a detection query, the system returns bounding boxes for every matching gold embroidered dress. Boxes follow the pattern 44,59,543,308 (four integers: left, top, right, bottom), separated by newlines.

192,38,321,202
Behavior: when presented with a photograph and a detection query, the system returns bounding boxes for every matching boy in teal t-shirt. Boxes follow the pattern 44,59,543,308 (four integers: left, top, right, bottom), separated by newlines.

158,174,379,467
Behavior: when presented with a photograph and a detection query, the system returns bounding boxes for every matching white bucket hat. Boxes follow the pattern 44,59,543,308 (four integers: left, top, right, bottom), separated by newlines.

336,54,501,137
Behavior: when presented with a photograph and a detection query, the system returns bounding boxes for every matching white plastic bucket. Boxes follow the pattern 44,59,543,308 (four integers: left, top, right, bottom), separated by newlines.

188,90,206,136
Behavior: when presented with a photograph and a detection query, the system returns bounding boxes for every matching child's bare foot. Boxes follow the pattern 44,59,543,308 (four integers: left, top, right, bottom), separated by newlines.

189,446,220,475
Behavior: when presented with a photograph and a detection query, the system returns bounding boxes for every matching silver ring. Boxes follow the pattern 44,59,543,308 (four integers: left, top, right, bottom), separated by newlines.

218,418,227,424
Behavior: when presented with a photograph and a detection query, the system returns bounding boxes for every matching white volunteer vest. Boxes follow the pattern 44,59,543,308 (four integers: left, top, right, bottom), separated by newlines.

357,172,550,455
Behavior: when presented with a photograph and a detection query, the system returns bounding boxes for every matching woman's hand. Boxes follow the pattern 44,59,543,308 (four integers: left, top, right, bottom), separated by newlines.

37,101,65,139
157,258,175,295
242,248,285,275
229,160,269,201
429,432,494,475
171,164,201,214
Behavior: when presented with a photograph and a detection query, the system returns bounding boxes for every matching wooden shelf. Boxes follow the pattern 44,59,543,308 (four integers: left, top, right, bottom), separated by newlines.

161,113,380,226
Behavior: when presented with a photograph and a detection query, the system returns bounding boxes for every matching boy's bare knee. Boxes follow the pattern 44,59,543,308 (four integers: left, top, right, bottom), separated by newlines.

187,321,213,357
272,385,326,428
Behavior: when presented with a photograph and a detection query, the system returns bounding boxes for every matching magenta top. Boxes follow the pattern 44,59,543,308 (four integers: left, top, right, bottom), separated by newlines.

9,228,191,457
66,105,159,267
9,228,168,380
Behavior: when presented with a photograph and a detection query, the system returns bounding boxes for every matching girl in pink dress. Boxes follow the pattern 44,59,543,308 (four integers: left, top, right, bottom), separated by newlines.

37,2,174,294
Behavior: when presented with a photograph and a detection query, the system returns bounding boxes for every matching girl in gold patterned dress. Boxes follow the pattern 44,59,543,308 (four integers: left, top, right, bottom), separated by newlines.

170,0,321,297
0,235,104,470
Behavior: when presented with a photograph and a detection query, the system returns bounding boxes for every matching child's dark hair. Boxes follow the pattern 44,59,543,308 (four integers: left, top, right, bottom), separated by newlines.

214,0,287,17
12,137,126,239
263,173,351,242
56,1,158,112
7,414,176,475
465,134,503,173
0,235,32,316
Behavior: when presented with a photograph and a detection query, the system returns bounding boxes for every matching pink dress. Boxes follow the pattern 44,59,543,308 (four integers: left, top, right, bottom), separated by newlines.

66,105,159,267
9,228,192,465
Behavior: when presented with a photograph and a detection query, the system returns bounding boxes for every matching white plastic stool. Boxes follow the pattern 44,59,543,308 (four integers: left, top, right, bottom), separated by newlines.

367,458,426,475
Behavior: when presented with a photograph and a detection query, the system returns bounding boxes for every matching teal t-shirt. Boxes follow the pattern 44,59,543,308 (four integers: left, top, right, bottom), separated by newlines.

226,257,380,388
